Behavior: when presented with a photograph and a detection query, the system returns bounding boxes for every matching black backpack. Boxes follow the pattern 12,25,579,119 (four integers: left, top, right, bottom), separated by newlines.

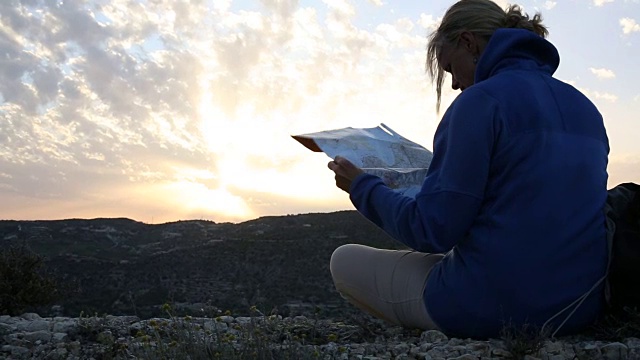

605,182,640,312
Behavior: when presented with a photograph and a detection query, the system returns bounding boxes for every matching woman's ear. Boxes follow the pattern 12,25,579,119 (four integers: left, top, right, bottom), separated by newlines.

458,31,478,54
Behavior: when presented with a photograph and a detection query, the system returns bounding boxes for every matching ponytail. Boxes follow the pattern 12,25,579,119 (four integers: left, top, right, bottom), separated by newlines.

504,5,549,38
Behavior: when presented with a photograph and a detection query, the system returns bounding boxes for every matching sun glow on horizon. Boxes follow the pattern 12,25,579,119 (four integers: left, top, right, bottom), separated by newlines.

162,181,253,221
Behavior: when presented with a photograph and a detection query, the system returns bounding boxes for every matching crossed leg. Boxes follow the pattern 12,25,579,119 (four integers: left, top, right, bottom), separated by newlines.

329,244,444,330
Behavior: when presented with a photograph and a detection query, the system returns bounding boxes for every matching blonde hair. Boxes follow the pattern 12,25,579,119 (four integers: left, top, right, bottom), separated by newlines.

426,0,549,112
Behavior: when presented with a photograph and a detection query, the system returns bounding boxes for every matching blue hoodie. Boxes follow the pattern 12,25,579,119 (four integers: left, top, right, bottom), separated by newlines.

349,28,609,339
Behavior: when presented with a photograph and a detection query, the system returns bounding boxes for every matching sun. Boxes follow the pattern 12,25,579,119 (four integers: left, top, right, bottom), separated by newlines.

165,180,254,221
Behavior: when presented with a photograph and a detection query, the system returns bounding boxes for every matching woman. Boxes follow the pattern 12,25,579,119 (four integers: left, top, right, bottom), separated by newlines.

328,0,609,339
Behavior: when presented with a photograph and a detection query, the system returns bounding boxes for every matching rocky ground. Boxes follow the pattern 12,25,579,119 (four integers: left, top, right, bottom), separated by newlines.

1,312,639,359
2,214,639,359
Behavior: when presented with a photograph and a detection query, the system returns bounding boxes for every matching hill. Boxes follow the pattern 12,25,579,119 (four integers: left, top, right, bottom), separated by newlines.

0,211,403,319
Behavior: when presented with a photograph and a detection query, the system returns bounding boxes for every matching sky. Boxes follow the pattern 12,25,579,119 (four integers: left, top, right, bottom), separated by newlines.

0,0,639,224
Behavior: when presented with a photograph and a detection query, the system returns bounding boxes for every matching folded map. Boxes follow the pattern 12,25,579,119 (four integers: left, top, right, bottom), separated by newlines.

292,123,433,197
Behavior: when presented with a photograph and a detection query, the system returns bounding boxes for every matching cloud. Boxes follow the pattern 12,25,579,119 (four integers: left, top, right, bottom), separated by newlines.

260,0,299,19
0,1,220,219
323,0,356,19
543,1,557,10
590,67,616,79
375,18,426,49
0,0,443,223
572,83,619,103
367,0,384,6
418,14,439,31
492,0,511,8
594,0,614,6
620,18,640,34
593,91,619,102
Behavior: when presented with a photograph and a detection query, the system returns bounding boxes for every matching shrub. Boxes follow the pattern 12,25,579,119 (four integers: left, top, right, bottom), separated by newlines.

0,243,60,315
499,322,549,359
589,306,640,341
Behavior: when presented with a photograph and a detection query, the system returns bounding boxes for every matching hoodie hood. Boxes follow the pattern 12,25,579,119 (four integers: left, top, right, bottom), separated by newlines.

475,28,560,84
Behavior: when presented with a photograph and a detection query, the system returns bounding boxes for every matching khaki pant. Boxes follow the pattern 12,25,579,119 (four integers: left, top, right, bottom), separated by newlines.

330,244,443,330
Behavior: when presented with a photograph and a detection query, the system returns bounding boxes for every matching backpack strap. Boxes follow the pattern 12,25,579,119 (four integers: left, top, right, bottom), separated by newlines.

541,204,613,338
603,201,615,306
541,274,607,338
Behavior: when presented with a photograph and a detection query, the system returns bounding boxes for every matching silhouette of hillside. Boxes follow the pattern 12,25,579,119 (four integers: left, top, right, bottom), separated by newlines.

0,211,404,319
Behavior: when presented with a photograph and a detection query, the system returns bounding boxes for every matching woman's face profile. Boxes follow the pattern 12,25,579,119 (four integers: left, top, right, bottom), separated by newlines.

437,33,479,92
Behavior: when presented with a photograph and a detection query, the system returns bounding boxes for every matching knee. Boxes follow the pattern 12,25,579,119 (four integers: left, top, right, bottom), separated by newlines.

329,244,359,281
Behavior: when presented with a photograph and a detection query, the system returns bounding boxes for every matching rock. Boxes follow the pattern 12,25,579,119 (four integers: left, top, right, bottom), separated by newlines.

491,348,513,357
128,321,146,335
547,355,566,360
543,340,563,354
235,316,252,325
46,347,68,359
625,337,640,349
0,322,12,336
323,342,338,353
449,354,478,360
392,343,410,356
203,319,228,331
522,355,542,360
96,330,114,345
575,342,602,360
4,332,25,346
426,346,449,359
350,345,366,356
2,345,30,357
419,342,432,352
216,315,234,323
21,313,42,321
467,341,490,357
600,342,628,360
23,330,51,343
16,320,49,332
562,342,576,359
52,319,77,333
67,340,81,356
421,329,448,344
51,332,68,343
408,344,421,357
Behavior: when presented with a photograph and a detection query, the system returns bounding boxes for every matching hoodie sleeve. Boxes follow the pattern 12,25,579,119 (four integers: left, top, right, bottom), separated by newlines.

349,88,499,253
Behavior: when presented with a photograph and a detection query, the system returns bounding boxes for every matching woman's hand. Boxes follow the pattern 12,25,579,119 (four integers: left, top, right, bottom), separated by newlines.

328,156,364,193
